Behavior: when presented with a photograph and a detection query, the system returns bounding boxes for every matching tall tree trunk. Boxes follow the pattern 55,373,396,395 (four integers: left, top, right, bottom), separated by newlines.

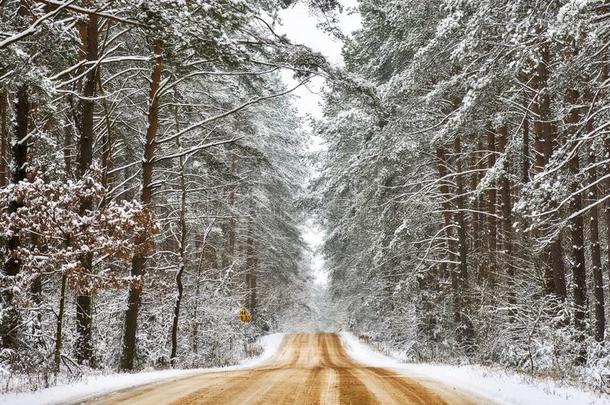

1,84,29,350
29,231,43,345
469,149,479,251
454,135,474,347
75,10,98,367
170,104,186,366
0,92,7,187
475,138,485,282
469,134,481,271
532,44,566,299
63,123,73,177
120,43,163,371
486,128,497,286
435,146,461,329
191,227,215,355
569,150,588,363
566,88,588,364
98,74,113,190
522,96,530,184
17,98,31,168
498,125,516,308
245,204,258,314
225,148,238,266
600,58,610,301
54,273,67,373
586,135,605,342
606,137,610,298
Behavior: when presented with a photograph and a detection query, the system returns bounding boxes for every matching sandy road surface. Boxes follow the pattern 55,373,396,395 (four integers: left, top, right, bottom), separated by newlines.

87,333,492,404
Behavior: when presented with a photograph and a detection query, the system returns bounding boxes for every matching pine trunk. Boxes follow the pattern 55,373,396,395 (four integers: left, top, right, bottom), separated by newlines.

601,60,610,301
225,149,238,266
435,146,461,328
469,134,481,268
99,77,113,190
246,205,258,314
586,138,605,342
454,135,474,347
498,125,515,307
532,44,566,298
569,152,588,364
0,92,7,187
75,11,98,367
486,129,497,286
1,84,29,349
606,136,610,296
522,96,530,184
120,43,163,371
566,88,587,364
475,138,485,281
170,106,186,366
54,273,67,373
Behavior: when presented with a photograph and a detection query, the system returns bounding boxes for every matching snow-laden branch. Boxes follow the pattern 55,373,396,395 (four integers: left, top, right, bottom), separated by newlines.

34,0,146,27
156,79,309,145
159,67,280,96
0,0,78,49
154,137,244,164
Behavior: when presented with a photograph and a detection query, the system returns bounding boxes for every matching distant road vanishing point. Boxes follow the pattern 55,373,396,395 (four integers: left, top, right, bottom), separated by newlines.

86,333,492,405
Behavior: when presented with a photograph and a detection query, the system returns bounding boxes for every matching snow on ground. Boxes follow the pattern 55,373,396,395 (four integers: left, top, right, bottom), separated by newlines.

240,332,285,367
0,333,285,405
340,332,609,405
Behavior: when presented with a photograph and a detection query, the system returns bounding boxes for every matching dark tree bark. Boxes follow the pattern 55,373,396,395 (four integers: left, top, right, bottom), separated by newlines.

569,151,588,364
0,92,7,187
75,10,98,367
225,148,238,266
600,59,610,301
99,76,113,189
586,136,605,342
522,97,530,184
120,43,163,371
191,232,216,355
475,138,485,281
63,123,73,177
170,253,185,365
606,135,610,299
469,138,480,255
1,84,29,350
498,125,515,308
170,105,187,366
54,273,67,373
245,204,258,314
435,146,461,329
453,135,474,347
566,88,587,364
532,44,566,299
486,128,497,286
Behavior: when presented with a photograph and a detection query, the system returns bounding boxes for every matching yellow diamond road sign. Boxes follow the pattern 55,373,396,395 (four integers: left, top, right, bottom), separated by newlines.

239,308,252,322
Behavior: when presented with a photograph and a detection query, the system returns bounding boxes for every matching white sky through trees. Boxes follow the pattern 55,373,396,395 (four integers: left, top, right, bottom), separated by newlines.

277,0,362,120
277,1,361,286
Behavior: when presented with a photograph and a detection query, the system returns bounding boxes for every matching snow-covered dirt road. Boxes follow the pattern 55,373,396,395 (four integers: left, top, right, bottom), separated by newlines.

85,333,489,405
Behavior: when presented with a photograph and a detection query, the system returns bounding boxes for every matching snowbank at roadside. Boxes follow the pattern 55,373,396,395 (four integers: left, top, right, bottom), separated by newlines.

340,332,608,405
241,332,285,367
0,333,285,405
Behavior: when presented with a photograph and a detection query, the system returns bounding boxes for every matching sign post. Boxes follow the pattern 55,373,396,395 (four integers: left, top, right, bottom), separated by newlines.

239,308,252,356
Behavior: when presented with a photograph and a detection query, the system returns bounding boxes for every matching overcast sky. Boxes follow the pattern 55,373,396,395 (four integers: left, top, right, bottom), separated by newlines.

277,0,362,119
276,1,361,285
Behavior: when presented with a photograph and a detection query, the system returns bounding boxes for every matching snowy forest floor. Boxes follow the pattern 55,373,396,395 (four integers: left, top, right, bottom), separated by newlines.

341,333,609,405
